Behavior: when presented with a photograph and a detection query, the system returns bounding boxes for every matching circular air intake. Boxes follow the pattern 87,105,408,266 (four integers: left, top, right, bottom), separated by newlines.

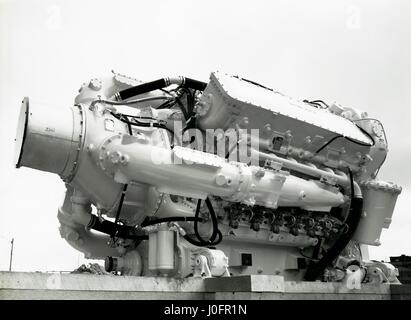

14,97,83,178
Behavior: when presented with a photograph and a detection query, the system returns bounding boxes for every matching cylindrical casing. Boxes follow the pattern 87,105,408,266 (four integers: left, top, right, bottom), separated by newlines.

353,180,402,246
156,227,175,274
105,251,142,276
148,232,157,271
148,226,175,274
278,177,344,211
14,97,81,179
101,138,344,210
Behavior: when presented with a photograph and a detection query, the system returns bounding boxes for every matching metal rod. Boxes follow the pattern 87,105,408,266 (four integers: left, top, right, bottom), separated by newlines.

9,238,14,272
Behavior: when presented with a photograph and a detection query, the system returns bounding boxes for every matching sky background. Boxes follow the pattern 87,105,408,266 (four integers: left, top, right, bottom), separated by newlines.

0,0,410,271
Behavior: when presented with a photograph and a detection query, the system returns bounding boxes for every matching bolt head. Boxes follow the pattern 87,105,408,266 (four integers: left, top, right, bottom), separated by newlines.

110,151,121,164
215,174,227,186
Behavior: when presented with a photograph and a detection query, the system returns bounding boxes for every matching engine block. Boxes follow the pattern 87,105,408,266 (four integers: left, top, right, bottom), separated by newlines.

14,71,402,283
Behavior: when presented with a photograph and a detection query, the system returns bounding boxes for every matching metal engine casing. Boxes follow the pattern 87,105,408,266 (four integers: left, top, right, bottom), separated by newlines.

196,72,401,246
14,71,402,282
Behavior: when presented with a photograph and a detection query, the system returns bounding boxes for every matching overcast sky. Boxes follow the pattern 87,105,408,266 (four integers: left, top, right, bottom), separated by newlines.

0,0,410,271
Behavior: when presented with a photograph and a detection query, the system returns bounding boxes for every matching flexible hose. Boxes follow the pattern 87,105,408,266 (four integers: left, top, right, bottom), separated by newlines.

184,229,223,247
116,79,168,101
112,185,128,237
139,199,222,247
183,198,222,247
304,168,363,281
88,215,148,241
197,198,218,243
141,216,203,227
109,111,174,135
115,77,207,101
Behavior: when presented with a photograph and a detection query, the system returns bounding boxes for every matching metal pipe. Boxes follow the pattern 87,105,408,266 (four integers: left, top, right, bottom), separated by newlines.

90,95,172,109
250,148,351,187
9,238,14,272
99,138,345,211
113,77,207,101
304,169,363,280
57,188,119,259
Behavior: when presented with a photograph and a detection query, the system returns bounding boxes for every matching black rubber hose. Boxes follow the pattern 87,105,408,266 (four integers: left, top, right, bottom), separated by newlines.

109,117,133,240
112,184,128,237
192,199,212,246
304,170,363,281
140,199,222,247
116,77,207,101
184,229,222,247
139,210,222,247
117,79,167,101
88,215,147,241
202,198,219,243
184,198,222,247
184,78,207,91
110,111,174,135
141,216,203,227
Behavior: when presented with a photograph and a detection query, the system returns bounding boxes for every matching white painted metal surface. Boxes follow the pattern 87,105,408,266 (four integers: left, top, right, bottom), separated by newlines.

210,72,372,144
13,71,401,285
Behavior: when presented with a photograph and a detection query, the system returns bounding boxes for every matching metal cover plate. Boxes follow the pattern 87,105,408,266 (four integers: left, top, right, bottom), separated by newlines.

211,72,372,144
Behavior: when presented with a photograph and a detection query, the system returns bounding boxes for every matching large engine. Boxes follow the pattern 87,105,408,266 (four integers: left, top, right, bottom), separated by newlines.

14,71,402,283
